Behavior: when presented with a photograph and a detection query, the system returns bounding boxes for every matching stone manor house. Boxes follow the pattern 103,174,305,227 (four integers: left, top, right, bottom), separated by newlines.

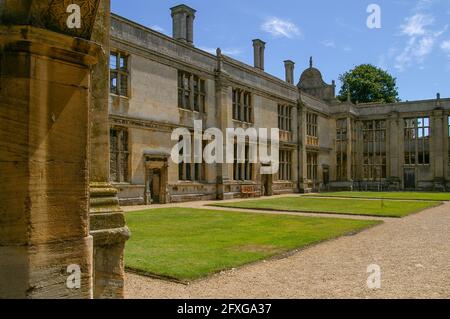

109,4,450,205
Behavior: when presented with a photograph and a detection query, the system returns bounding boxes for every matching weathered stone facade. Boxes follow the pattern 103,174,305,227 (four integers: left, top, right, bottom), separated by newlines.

0,0,129,299
0,0,101,298
1,1,449,299
109,5,450,205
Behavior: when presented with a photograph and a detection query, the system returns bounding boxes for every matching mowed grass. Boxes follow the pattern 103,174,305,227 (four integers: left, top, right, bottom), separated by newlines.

212,197,440,218
125,208,380,282
305,191,450,202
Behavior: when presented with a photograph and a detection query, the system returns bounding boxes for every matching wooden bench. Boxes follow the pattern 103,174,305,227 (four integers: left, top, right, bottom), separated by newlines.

241,185,258,198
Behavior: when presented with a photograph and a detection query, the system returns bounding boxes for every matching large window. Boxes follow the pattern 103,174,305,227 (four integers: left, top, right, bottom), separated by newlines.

278,150,293,181
110,127,129,183
307,152,318,182
404,117,430,165
306,113,318,146
363,120,387,181
233,143,253,181
336,119,347,181
178,136,206,182
233,89,253,123
110,52,129,97
178,71,206,112
278,105,292,132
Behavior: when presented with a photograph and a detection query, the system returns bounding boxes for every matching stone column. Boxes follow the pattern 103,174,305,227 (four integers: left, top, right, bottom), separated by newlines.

397,115,405,190
298,103,309,193
0,25,99,298
387,112,401,190
89,0,130,299
215,49,233,200
431,109,445,191
346,117,353,183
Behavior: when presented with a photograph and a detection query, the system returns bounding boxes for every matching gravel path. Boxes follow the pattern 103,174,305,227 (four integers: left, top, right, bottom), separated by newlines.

125,201,450,299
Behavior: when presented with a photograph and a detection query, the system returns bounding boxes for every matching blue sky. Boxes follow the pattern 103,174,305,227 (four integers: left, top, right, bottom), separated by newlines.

111,0,450,101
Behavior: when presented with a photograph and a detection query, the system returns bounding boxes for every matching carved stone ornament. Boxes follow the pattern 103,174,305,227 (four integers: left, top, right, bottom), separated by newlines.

0,0,100,40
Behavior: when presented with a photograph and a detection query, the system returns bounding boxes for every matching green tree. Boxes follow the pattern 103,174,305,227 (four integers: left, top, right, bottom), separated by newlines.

338,64,400,104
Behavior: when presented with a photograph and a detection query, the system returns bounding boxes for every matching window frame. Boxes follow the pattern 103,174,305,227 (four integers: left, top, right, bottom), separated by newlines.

278,104,293,132
362,120,387,181
110,51,129,97
278,150,293,181
110,127,130,183
232,88,253,124
307,151,318,182
178,71,207,112
404,117,431,166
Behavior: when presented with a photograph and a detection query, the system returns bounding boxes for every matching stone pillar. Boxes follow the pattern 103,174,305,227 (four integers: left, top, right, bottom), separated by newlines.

298,103,309,193
0,25,99,298
397,115,405,190
346,117,353,183
431,109,446,191
386,112,400,189
215,49,233,200
89,0,130,299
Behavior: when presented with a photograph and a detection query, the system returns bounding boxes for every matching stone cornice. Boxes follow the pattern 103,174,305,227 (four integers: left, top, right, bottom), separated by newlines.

110,114,183,132
0,26,101,67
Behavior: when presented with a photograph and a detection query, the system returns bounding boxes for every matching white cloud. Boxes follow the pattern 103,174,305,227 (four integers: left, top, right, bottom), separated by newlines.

400,14,434,36
441,40,450,55
261,17,301,39
199,47,242,57
151,25,165,33
321,40,336,48
394,10,447,71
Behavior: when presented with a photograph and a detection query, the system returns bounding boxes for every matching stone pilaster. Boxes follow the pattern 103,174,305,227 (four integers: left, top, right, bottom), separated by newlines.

298,102,310,193
0,26,100,298
89,0,130,299
431,109,446,191
346,117,353,183
215,50,233,200
387,112,401,190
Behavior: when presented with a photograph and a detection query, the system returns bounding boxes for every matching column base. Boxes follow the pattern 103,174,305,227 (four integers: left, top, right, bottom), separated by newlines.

0,236,93,299
90,183,130,299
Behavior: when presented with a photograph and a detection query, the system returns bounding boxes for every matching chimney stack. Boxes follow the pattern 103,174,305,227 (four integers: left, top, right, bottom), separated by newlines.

171,4,196,45
284,60,295,84
253,39,266,70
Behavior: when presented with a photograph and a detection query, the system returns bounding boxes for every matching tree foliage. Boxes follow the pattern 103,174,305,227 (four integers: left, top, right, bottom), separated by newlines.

338,64,400,104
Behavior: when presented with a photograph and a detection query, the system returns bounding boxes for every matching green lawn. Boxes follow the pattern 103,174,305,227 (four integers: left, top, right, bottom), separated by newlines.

305,191,450,201
212,197,440,218
125,208,380,282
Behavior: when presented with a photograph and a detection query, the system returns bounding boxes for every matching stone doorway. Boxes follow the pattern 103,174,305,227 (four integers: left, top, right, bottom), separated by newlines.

261,173,273,196
404,168,416,190
322,165,330,189
144,152,169,205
